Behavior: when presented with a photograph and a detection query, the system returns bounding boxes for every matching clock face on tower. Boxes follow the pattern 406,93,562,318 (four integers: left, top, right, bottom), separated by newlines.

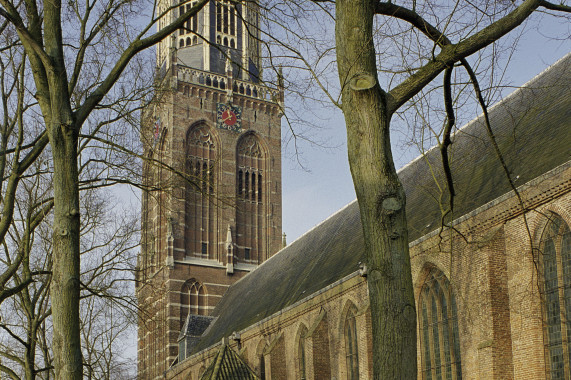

217,103,243,132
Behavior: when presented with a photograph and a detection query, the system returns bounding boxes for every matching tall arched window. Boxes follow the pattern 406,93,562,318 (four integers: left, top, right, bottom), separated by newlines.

256,341,268,380
344,304,359,380
236,133,266,263
419,268,462,380
297,324,308,380
178,0,200,47
180,280,208,327
541,213,571,380
186,125,218,259
216,0,237,48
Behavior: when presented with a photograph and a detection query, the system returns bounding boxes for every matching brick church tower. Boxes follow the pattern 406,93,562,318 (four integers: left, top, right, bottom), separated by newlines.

136,1,283,378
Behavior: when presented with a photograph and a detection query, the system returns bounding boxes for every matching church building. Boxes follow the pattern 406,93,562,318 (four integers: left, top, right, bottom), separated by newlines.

160,52,570,380
136,1,571,378
136,0,283,378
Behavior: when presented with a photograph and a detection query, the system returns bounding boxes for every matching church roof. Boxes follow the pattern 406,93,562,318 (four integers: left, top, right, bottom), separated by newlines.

199,344,259,380
192,53,571,354
179,314,215,341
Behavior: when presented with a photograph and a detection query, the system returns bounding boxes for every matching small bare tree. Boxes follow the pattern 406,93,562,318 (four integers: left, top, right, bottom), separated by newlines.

0,0,212,376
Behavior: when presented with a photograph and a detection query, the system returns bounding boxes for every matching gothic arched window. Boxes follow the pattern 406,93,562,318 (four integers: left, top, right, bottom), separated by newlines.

419,268,462,380
178,0,199,47
541,213,571,379
186,125,218,260
236,133,266,263
297,324,308,380
216,0,237,39
344,304,359,380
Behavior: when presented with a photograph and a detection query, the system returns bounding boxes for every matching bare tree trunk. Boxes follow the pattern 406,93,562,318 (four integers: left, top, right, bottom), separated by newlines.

50,125,82,380
335,0,417,378
44,7,82,372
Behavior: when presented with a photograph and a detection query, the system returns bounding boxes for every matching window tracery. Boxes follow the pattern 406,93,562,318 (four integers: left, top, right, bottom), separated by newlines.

188,125,215,147
237,134,263,157
541,213,571,379
344,304,359,380
216,0,237,48
419,268,462,380
186,125,218,259
178,0,200,47
236,133,266,263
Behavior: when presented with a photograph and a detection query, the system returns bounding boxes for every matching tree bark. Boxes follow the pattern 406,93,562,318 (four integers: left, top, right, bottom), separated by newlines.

50,121,82,380
43,0,82,375
335,0,417,378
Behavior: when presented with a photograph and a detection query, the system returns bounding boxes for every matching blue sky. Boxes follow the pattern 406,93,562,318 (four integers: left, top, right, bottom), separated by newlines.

280,11,571,244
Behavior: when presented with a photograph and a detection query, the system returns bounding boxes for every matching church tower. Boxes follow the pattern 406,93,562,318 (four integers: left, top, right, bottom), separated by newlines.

137,1,283,378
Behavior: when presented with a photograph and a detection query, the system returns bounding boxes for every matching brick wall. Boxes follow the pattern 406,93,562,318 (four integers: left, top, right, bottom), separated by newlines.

164,165,570,379
270,335,287,379
311,317,331,380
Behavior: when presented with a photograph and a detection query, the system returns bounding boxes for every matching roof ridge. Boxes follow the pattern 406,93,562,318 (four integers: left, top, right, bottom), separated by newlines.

396,51,571,175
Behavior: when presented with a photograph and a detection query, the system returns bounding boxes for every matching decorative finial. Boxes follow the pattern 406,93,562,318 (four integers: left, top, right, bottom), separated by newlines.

225,56,232,76
278,66,284,89
226,225,233,249
225,57,234,103
226,225,234,275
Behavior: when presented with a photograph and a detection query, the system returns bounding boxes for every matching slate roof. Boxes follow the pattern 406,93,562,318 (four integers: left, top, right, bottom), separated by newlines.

180,314,215,341
199,345,259,380
192,53,571,354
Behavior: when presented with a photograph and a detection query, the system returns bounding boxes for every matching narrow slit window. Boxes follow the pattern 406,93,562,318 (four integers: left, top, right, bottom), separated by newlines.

251,172,256,201
216,3,222,32
230,6,235,35
202,162,208,191
258,173,262,202
208,164,214,194
191,3,198,32
238,169,243,196
223,4,228,34
244,171,249,199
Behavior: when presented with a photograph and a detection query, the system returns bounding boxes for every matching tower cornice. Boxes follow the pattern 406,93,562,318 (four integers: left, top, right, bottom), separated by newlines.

176,64,282,107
